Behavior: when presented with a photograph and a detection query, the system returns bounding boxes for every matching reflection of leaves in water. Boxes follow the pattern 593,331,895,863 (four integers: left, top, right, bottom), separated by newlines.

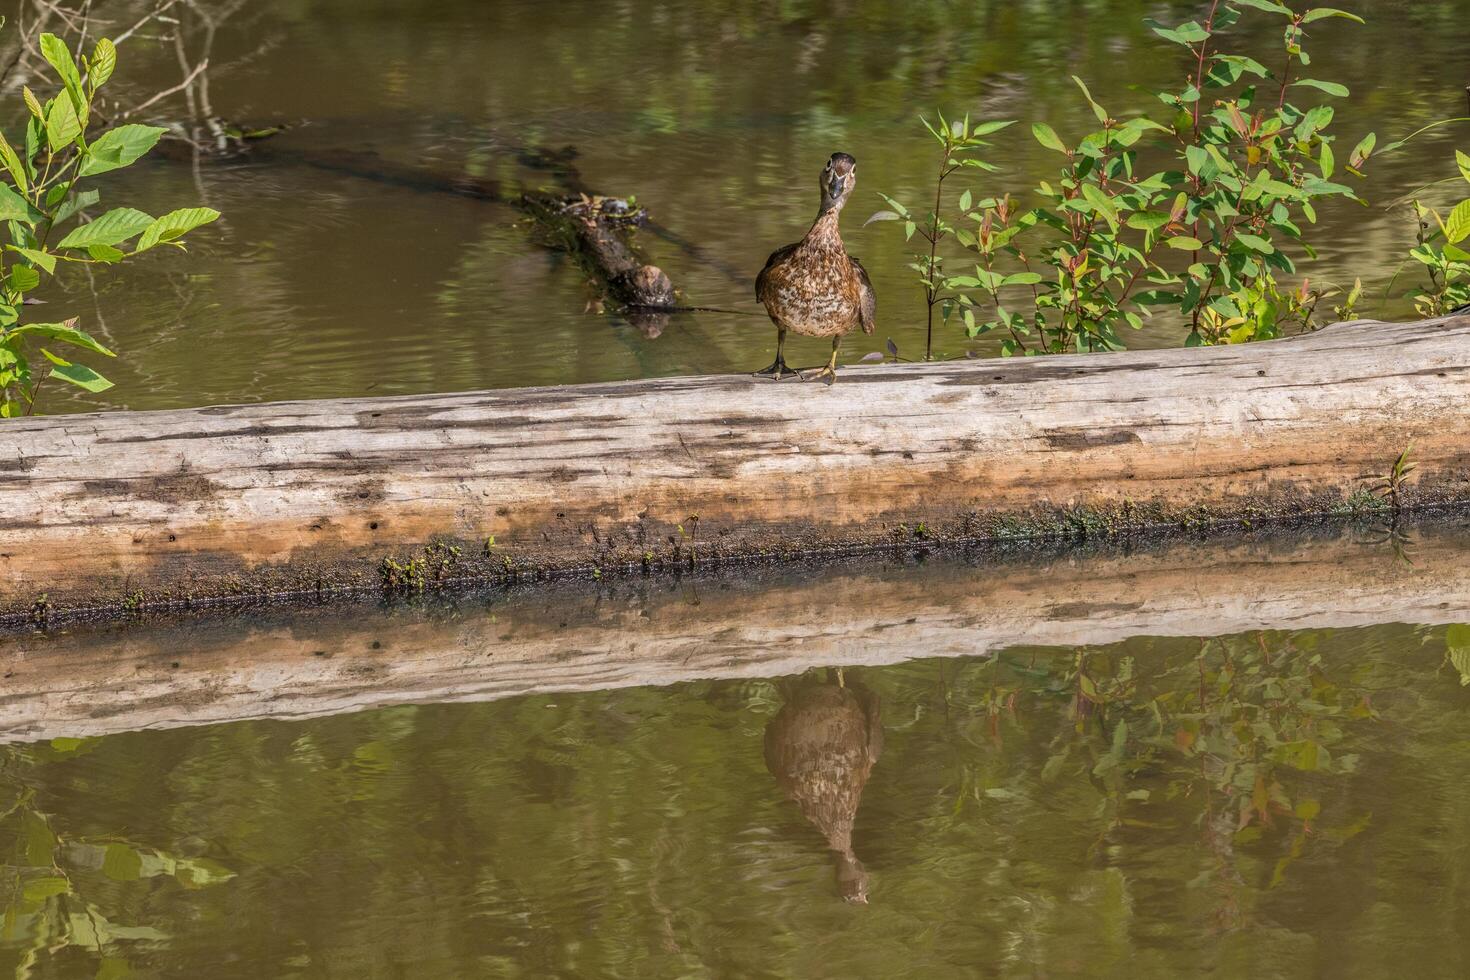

1446,624,1470,686
0,748,235,971
948,632,1379,917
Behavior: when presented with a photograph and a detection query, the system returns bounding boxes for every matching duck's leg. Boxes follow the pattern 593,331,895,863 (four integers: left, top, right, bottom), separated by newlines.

800,336,841,386
753,327,798,380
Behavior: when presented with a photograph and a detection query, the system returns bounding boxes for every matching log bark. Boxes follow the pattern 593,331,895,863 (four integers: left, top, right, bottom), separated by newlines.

2,522,1466,742
3,316,1470,624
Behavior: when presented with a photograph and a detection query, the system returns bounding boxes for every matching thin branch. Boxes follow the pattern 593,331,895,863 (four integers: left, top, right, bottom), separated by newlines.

121,55,205,117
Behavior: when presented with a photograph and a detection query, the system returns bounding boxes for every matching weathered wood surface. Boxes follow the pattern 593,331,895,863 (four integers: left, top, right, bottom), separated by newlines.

2,316,1469,622
2,524,1466,742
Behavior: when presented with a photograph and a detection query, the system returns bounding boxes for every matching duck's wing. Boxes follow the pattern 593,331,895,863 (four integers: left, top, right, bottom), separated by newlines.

851,256,876,335
756,243,799,304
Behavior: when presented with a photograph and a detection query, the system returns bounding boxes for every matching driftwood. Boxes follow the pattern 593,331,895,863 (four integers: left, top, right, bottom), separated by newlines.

521,191,677,331
2,521,1466,742
2,316,1469,624
226,142,693,321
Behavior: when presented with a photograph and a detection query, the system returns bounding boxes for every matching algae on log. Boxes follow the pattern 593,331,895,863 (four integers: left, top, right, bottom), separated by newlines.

2,316,1470,624
3,522,1469,742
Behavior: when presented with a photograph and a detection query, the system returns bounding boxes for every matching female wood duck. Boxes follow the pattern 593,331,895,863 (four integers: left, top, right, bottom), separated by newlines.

755,152,876,384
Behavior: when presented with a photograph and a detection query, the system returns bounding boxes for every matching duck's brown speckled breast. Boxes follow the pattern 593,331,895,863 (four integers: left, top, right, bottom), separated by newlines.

759,229,865,338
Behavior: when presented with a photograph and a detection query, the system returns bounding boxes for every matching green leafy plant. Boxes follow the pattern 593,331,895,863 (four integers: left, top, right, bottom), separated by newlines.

865,114,1013,360
878,1,1374,355
1405,149,1470,316
0,31,220,417
1370,442,1418,511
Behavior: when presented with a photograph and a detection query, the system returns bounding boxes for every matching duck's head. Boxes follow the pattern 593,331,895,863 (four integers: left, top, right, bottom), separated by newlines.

819,152,857,215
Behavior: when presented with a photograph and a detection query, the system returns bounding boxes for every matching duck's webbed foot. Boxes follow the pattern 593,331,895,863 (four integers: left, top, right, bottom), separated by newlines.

753,356,799,381
800,341,841,386
798,363,838,386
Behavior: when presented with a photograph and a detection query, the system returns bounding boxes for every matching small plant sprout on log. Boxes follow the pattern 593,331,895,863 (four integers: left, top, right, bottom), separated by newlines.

1371,444,1418,512
0,31,220,417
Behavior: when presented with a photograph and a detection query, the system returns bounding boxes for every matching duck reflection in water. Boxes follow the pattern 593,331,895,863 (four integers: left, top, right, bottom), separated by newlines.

764,666,883,903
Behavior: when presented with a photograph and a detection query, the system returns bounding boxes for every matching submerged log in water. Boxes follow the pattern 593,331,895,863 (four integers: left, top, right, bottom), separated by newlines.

521,191,678,333
2,315,1469,625
220,140,709,323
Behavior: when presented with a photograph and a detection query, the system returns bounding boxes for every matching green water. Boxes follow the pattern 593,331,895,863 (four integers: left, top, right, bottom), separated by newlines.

19,0,1470,413
4,617,1470,977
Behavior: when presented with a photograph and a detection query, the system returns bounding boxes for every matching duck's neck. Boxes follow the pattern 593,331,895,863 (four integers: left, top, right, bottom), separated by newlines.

805,208,844,249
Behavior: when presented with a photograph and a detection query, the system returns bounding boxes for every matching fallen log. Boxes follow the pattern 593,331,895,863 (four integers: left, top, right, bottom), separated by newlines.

224,142,721,322
2,315,1470,626
2,519,1467,742
275,145,680,317
521,191,677,333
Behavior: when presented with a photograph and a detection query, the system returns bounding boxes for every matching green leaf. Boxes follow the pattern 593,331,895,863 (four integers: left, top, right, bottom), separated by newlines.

7,265,39,292
1167,236,1204,250
136,207,221,253
0,184,42,224
56,207,154,249
1232,0,1292,12
970,119,1016,138
1144,18,1210,46
1186,145,1210,176
10,320,114,356
1302,7,1365,23
88,243,125,263
21,86,43,120
1133,289,1182,306
89,38,117,90
1080,183,1119,226
6,246,55,273
41,349,113,392
1072,75,1108,125
1032,123,1067,153
1320,141,1335,180
78,124,167,177
1293,78,1350,98
39,33,86,120
958,189,972,211
1445,199,1470,245
1235,233,1276,254
53,187,100,227
1350,132,1377,168
1213,54,1270,79
1457,151,1470,186
44,95,82,152
0,130,27,193
1126,212,1170,233
1002,272,1043,287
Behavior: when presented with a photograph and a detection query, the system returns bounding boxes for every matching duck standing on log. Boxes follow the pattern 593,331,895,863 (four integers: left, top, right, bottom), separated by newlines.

755,152,876,384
